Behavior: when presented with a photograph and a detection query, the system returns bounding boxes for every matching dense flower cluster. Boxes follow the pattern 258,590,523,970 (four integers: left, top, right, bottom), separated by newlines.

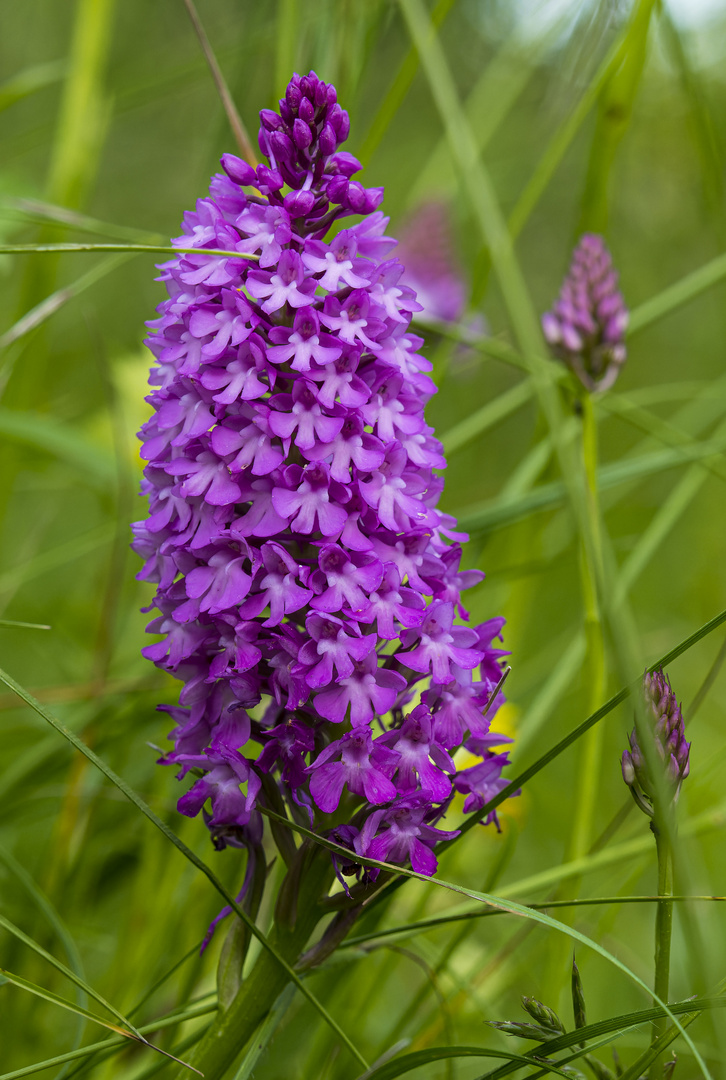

622,669,690,817
133,71,513,890
542,233,628,393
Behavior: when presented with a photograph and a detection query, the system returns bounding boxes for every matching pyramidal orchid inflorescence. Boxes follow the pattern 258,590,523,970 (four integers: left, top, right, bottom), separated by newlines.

133,71,513,900
622,668,690,818
542,233,628,393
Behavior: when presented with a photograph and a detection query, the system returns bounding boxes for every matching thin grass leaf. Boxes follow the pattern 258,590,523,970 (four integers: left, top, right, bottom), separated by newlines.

45,0,115,209
0,1002,217,1080
0,60,66,113
0,410,115,486
577,0,656,234
358,0,456,162
0,666,369,1072
182,0,257,166
0,620,50,630
0,196,164,243
615,1014,699,1080
232,984,297,1080
0,966,200,1075
628,250,726,335
475,998,725,1080
440,378,534,454
507,29,630,240
0,254,130,352
0,525,114,597
456,433,726,534
256,807,710,1078
0,913,144,1041
342,895,726,949
0,243,259,258
357,1046,573,1080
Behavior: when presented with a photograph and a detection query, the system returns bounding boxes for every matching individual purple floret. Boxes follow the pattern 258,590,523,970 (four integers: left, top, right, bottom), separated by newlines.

134,71,513,907
622,668,690,817
542,233,628,393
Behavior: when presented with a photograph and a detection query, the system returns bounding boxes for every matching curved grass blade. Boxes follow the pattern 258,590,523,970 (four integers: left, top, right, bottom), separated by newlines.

342,894,726,949
0,666,369,1072
0,1001,217,1080
440,378,534,454
0,254,131,351
628,250,726,336
0,913,143,1041
0,411,115,486
0,967,200,1073
256,806,710,1078
0,243,259,259
182,0,257,166
508,30,630,241
0,60,66,113
355,1045,572,1080
456,434,726,534
476,998,724,1080
0,196,164,244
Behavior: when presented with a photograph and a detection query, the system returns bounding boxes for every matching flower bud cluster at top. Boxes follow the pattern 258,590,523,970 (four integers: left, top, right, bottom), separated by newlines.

621,668,690,818
133,71,513,889
542,233,628,394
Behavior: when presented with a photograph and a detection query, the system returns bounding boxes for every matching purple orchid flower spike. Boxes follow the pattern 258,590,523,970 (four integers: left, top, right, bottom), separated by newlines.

134,70,516,929
622,668,690,818
542,233,628,393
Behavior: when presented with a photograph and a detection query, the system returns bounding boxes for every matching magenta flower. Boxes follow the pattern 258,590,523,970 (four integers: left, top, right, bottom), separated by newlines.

134,71,514,910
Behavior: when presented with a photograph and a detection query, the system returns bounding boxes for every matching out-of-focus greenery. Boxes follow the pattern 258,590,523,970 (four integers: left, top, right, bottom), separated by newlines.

2,1,726,1077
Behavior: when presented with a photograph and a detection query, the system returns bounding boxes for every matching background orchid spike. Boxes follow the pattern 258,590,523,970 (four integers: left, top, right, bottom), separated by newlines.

542,233,628,393
133,69,514,919
621,668,690,817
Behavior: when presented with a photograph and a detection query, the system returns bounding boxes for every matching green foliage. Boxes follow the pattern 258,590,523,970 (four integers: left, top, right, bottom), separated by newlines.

2,1,726,1077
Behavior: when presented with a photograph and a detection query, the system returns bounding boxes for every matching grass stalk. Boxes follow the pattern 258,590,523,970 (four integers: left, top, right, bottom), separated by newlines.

649,828,674,1080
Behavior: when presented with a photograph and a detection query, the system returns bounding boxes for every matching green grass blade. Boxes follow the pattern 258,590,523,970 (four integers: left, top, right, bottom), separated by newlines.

0,620,50,630
342,894,726,949
455,604,726,836
577,0,656,234
0,913,144,1040
355,1045,572,1080
456,433,726,533
440,379,534,455
1,196,164,243
231,984,297,1080
628,250,726,335
0,410,115,485
255,808,711,1078
358,0,456,162
0,254,130,351
0,243,259,258
0,666,369,1072
508,29,629,241
0,61,66,113
45,0,116,209
0,1002,217,1080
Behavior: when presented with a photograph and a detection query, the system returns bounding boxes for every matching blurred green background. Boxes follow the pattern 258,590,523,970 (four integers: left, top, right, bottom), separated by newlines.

2,0,726,1076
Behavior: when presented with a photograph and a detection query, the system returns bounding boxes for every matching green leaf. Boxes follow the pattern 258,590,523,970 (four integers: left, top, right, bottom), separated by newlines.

0,619,50,630
440,378,534,455
355,1045,572,1080
231,984,296,1080
628,250,726,336
456,434,726,534
0,60,66,113
0,242,258,258
0,665,368,1072
0,410,115,486
0,253,131,351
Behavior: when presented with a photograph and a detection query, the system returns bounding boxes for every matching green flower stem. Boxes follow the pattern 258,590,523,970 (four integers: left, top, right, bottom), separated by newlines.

569,392,607,861
649,827,674,1080
175,853,343,1080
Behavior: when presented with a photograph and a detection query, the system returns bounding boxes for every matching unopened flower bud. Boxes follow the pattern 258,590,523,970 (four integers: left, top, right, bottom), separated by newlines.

542,233,628,394
622,668,690,817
